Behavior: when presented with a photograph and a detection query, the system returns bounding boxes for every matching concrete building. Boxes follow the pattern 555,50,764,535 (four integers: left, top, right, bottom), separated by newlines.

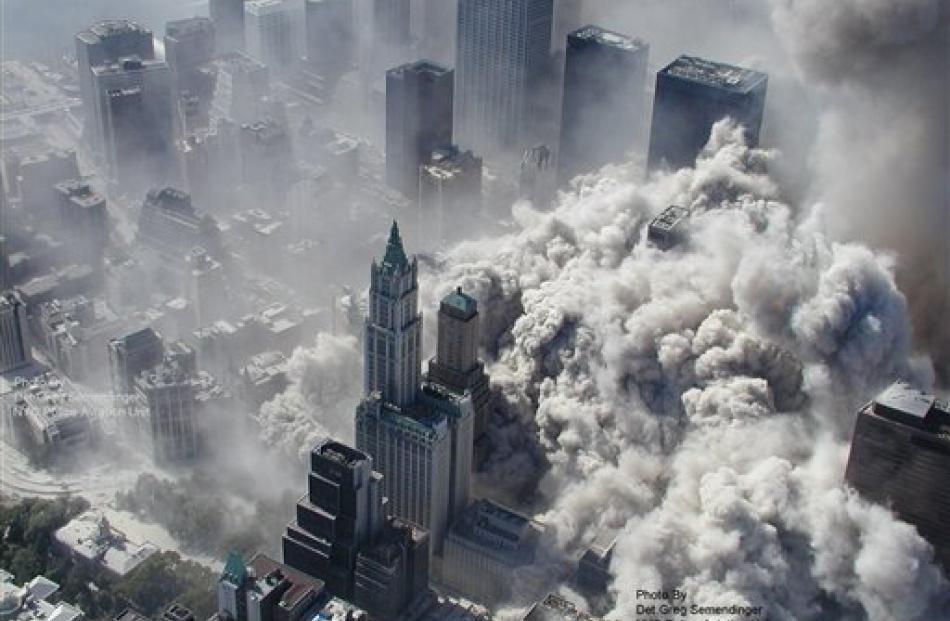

0,570,84,621
304,0,353,81
180,121,241,212
557,26,649,185
845,382,950,571
210,0,247,53
75,20,154,145
53,511,158,578
53,178,107,267
165,18,216,94
134,356,200,462
418,146,482,244
239,118,294,205
245,0,295,74
454,0,554,156
386,61,454,199
108,326,164,397
426,288,492,440
519,144,555,207
353,517,429,620
136,187,217,260
34,295,124,383
208,52,270,124
187,247,229,326
647,55,767,171
647,205,691,250
6,372,98,451
363,221,422,408
0,290,32,373
442,499,545,605
239,350,289,406
574,531,616,597
90,57,177,191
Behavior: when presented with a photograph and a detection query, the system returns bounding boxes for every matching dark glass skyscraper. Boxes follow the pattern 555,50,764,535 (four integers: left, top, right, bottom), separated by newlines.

647,55,767,171
557,25,649,185
454,0,554,156
385,60,454,198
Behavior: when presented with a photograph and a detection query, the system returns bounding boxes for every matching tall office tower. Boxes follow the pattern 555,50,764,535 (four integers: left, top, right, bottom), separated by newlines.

91,58,177,191
647,55,768,171
422,0,457,66
187,247,229,326
304,0,353,81
137,188,214,259
245,0,295,74
108,327,165,397
427,287,492,440
418,145,483,243
0,290,32,374
282,440,387,598
53,178,108,267
210,0,247,53
385,60,454,199
520,144,555,207
75,20,154,145
557,26,649,186
164,18,216,98
209,52,270,124
239,118,294,205
181,121,241,212
217,554,327,621
455,0,554,156
218,552,250,621
845,383,950,571
134,357,200,462
363,221,422,407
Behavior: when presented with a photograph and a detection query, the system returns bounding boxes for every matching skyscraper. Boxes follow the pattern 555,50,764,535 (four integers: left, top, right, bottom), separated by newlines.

209,0,247,53
208,52,270,124
557,26,649,186
454,0,554,156
385,60,454,198
304,0,353,81
108,327,165,397
427,288,492,440
647,55,768,171
75,20,154,145
90,57,177,190
134,356,200,462
245,0,295,74
0,290,32,374
844,382,950,571
282,440,386,598
164,18,216,99
363,221,422,408
418,145,483,243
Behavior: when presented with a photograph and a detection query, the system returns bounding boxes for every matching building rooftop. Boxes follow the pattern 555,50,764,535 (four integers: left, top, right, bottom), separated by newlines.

448,499,542,565
389,59,453,78
869,382,950,434
0,571,83,621
54,510,158,576
522,594,601,621
246,0,289,16
662,55,767,93
165,17,214,39
570,25,646,52
441,287,478,320
315,439,371,467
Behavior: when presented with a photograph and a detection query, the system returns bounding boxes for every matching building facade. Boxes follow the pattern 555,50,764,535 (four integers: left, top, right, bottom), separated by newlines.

0,290,32,373
647,55,767,171
134,359,200,462
418,146,482,244
245,0,295,74
210,0,247,53
385,61,454,199
454,0,554,156
557,26,649,185
304,0,353,81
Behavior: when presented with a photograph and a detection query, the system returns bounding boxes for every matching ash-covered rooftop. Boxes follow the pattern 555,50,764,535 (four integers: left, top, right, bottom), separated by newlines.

571,25,646,52
663,55,766,92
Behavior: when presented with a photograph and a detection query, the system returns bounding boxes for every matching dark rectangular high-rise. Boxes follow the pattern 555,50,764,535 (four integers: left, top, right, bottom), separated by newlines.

165,18,216,97
557,25,649,186
75,20,155,148
210,0,247,53
304,0,353,81
455,0,553,156
844,383,950,571
385,60,454,199
647,55,767,171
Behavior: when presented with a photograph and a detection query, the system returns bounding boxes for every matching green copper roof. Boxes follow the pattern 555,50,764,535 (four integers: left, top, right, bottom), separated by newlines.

222,551,247,585
442,287,476,316
382,220,409,270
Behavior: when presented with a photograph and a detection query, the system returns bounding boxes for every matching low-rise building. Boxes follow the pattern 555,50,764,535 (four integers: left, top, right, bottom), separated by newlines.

6,372,97,451
53,511,158,578
0,569,84,621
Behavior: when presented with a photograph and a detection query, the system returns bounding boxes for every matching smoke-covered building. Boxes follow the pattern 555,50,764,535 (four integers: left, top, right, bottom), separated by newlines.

245,0,295,74
520,144,555,207
421,0,457,66
647,55,767,171
353,517,429,619
15,150,80,224
522,594,601,621
647,205,690,250
208,52,270,125
133,355,200,462
8,372,98,451
165,18,216,96
108,326,164,397
53,178,107,267
385,60,454,199
844,382,950,570
34,295,124,383
75,20,155,145
557,26,649,185
186,247,229,326
136,188,217,260
304,0,354,83
426,287,492,440
210,0,246,53
455,0,554,156
0,290,32,373
180,121,241,212
90,58,177,191
418,146,483,243
238,118,294,205
442,499,545,605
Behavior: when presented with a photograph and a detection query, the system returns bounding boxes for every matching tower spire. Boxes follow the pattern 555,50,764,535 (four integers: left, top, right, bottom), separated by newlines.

383,219,409,269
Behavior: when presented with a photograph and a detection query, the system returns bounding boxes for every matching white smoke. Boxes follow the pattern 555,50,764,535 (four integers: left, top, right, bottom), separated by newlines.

417,121,946,619
255,332,362,461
